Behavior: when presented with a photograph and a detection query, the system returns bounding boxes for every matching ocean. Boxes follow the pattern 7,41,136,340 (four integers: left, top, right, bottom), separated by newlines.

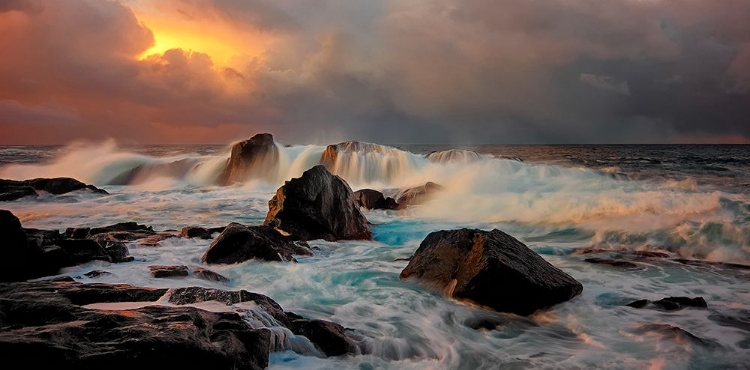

1,141,749,369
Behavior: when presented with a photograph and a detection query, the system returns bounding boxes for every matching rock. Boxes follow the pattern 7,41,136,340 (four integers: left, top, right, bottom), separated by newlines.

181,226,213,239
0,281,270,370
0,178,107,201
627,296,708,311
149,265,189,278
400,229,583,316
584,258,640,269
285,313,360,357
264,165,372,241
56,239,112,264
192,267,230,283
320,141,391,170
202,223,312,264
0,210,45,282
352,189,400,210
425,149,482,163
392,182,444,207
218,133,279,185
83,270,111,278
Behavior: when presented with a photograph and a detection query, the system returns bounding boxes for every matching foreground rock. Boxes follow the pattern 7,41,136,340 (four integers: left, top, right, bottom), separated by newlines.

627,296,708,311
0,177,107,201
0,281,270,369
203,223,313,264
1,210,134,282
392,182,444,206
400,229,583,316
218,133,279,185
265,165,372,241
353,189,400,210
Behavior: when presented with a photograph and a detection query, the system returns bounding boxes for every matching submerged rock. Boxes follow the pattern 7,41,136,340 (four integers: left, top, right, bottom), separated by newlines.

192,267,230,283
627,296,708,311
181,226,213,239
392,182,444,207
400,229,583,316
634,324,721,349
584,258,640,269
264,165,372,241
0,177,107,201
202,223,312,264
352,189,400,210
149,265,189,278
218,133,279,185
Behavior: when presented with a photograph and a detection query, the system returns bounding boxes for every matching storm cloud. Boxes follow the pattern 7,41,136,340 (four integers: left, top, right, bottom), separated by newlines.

0,0,748,144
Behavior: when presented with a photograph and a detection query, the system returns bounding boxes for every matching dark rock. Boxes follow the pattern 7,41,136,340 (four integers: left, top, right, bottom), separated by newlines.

103,241,132,263
627,296,707,311
181,226,213,239
0,281,270,370
24,228,61,249
285,314,360,356
87,222,154,236
83,270,111,278
352,189,399,210
425,149,482,163
0,178,107,201
0,186,36,201
673,258,750,270
264,165,372,241
149,265,189,278
392,182,444,207
192,268,230,283
202,223,313,264
218,133,279,185
0,210,45,282
708,313,750,333
400,228,583,316
168,287,286,319
584,258,639,269
633,251,671,259
634,324,721,349
57,239,112,264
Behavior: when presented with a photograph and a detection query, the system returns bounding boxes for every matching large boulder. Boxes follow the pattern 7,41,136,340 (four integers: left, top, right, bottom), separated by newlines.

218,133,279,185
264,165,372,241
0,178,107,201
0,210,42,281
352,189,400,210
202,223,312,264
400,229,583,316
392,182,444,206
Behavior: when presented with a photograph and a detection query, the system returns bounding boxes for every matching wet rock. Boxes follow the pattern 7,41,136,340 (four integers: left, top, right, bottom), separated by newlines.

149,265,189,278
352,189,400,210
0,178,107,201
0,210,45,281
57,239,112,264
192,267,230,283
264,165,372,241
627,296,708,311
83,270,111,278
285,313,361,356
320,141,391,170
584,258,639,269
673,258,750,271
202,223,313,264
0,186,36,201
181,226,213,239
218,133,278,185
400,228,583,316
426,149,482,163
392,182,444,207
0,281,270,370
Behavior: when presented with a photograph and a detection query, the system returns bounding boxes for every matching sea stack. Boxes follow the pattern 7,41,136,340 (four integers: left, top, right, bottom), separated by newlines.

217,133,279,185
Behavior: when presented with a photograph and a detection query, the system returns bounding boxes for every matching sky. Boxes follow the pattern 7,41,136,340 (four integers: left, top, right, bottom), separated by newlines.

0,0,748,145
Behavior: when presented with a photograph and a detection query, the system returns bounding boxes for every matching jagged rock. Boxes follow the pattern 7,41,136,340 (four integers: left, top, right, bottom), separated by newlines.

149,265,189,278
264,165,372,241
192,267,230,283
584,258,639,269
400,229,583,316
352,189,400,210
0,281,270,369
392,182,444,207
218,133,278,185
426,149,482,163
202,223,312,264
0,178,107,201
627,296,708,311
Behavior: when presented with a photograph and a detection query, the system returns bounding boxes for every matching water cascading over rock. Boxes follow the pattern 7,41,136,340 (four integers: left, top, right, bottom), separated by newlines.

319,141,419,185
218,133,279,185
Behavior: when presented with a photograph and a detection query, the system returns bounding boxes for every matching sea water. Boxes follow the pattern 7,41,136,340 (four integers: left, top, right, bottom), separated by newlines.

1,141,748,369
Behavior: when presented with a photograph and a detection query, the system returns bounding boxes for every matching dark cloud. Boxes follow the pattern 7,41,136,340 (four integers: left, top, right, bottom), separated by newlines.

0,0,748,144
